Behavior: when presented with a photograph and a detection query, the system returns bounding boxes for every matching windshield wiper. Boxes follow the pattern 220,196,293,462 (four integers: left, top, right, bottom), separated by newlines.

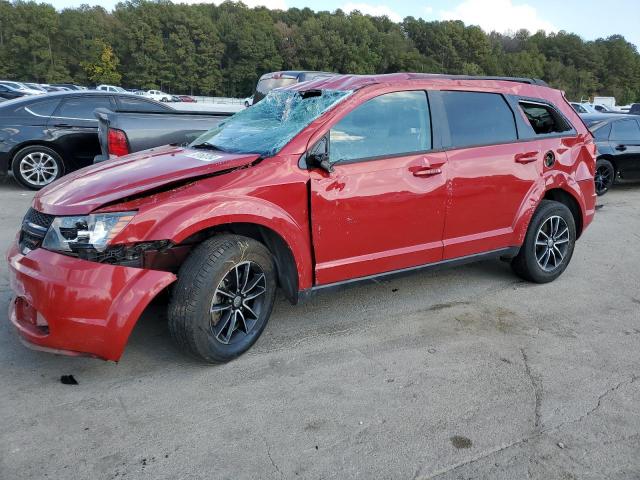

191,142,228,152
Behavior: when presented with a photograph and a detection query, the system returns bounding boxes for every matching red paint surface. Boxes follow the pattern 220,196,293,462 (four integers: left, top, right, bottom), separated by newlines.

7,245,176,360
8,74,596,360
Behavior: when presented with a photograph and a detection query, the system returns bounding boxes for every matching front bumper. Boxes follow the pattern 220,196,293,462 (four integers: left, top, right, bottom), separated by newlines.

7,244,176,361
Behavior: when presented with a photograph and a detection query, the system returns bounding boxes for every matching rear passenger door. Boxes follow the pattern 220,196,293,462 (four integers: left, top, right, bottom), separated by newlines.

433,90,543,259
48,95,115,168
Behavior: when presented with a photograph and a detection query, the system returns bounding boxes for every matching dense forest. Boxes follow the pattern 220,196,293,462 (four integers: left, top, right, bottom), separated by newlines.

1,0,639,102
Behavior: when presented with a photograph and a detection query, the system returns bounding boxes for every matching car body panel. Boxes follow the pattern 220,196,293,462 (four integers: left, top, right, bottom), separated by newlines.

310,151,448,284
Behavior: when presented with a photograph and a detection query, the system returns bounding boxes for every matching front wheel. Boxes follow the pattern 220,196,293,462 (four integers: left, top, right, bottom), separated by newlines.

511,200,576,283
594,158,614,196
168,235,277,363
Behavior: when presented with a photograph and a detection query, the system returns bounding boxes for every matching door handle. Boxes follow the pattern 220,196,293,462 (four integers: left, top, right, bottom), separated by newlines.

514,151,539,164
410,165,442,177
53,123,72,128
615,144,627,151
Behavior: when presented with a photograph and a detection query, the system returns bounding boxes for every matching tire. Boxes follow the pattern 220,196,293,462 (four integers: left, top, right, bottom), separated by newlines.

511,200,576,283
12,145,64,190
168,234,277,363
594,158,614,196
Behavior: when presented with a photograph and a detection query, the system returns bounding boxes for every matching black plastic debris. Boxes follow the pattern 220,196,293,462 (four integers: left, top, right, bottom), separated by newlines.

60,375,78,385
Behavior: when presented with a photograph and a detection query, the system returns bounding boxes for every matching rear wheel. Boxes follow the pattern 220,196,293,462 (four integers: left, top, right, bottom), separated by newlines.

511,200,576,283
12,145,64,190
594,158,614,196
168,235,277,363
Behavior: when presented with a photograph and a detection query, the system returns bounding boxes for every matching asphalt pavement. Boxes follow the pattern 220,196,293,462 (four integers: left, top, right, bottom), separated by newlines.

1,177,639,480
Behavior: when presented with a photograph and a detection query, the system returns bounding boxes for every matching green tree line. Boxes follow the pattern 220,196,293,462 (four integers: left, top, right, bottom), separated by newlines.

1,0,639,102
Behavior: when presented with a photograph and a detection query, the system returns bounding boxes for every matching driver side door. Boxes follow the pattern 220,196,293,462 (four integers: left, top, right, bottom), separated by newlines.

308,91,448,285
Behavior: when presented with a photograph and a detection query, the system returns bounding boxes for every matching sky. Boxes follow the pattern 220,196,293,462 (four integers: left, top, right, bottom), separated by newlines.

48,0,640,49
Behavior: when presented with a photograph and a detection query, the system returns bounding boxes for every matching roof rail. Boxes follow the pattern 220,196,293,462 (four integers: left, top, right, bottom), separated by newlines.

408,73,548,86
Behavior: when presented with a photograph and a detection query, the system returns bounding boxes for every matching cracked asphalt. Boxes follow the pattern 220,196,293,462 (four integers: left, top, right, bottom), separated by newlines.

1,178,639,480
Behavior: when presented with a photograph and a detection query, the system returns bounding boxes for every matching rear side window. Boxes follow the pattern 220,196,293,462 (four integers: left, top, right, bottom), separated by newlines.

592,123,611,141
24,98,61,117
519,101,572,135
55,96,113,120
441,91,517,148
116,96,168,113
610,119,640,142
330,91,431,162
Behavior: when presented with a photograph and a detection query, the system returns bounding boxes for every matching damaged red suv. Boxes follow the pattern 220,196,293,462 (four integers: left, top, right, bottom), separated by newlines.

7,74,596,363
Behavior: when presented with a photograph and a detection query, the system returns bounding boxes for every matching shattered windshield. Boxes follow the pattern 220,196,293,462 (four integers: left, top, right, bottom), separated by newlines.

191,89,351,157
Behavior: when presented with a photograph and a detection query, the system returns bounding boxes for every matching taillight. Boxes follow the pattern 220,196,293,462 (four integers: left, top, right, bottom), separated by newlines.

107,128,129,157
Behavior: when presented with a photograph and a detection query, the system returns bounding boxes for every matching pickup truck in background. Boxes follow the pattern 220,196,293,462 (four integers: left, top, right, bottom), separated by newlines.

94,107,231,161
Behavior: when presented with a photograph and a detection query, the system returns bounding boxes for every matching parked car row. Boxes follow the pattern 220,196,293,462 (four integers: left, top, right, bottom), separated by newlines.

96,85,197,103
0,80,86,100
6,73,597,365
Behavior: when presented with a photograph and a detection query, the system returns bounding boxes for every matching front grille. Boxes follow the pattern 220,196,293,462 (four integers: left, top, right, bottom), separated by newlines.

24,208,55,231
19,208,55,252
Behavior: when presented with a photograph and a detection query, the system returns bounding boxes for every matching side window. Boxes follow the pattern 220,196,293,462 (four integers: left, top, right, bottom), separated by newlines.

55,96,113,120
441,91,517,147
592,123,611,141
23,98,61,117
116,96,168,112
572,104,587,113
610,120,640,142
519,101,572,135
329,91,431,162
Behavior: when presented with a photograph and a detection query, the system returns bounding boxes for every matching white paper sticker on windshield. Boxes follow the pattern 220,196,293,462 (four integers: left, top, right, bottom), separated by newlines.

185,151,224,162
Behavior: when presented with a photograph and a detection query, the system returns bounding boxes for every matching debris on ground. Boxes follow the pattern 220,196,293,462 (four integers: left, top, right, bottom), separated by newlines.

60,375,78,385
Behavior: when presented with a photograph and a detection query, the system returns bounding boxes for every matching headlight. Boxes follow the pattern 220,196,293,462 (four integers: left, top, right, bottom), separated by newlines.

42,212,135,254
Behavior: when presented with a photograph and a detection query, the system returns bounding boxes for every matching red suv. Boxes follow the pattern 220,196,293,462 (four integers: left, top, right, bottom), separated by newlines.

7,74,596,363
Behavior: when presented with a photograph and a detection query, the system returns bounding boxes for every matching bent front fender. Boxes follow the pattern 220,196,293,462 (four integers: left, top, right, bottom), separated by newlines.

138,195,314,292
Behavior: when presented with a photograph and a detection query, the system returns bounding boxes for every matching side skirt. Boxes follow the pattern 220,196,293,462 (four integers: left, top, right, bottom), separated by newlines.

296,246,520,303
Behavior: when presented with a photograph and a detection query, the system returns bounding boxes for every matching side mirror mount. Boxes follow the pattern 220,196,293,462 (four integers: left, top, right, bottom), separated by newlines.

308,151,334,173
307,137,334,173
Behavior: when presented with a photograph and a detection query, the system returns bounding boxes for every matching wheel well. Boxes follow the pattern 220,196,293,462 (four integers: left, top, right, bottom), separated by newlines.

543,188,583,238
181,223,299,304
8,142,67,173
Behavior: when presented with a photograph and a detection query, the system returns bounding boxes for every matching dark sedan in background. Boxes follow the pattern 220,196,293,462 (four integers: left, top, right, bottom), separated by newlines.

583,114,640,195
0,91,173,189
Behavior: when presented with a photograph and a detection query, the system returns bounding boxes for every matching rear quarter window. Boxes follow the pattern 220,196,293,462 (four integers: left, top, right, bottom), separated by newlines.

441,91,517,148
23,98,62,117
519,101,572,135
592,123,611,141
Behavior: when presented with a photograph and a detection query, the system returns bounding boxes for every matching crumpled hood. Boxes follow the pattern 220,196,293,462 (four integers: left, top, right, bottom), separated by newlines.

33,145,260,215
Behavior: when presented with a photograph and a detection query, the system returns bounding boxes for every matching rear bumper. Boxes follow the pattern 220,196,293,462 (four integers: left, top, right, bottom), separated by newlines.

7,244,176,361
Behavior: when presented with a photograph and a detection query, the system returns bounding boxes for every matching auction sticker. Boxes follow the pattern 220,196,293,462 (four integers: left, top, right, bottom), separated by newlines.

185,151,225,162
